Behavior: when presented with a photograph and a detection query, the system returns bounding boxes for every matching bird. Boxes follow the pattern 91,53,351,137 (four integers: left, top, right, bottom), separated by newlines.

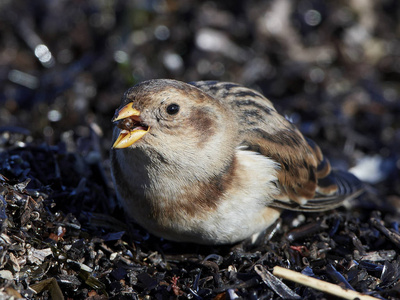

110,79,362,245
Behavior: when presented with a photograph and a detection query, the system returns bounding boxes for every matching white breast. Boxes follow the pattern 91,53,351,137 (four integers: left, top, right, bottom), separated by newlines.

183,149,282,244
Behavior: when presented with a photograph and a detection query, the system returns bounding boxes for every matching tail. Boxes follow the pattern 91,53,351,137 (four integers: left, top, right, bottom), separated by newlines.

271,169,364,212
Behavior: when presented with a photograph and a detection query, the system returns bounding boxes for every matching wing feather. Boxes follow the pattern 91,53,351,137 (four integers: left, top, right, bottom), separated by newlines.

191,81,363,211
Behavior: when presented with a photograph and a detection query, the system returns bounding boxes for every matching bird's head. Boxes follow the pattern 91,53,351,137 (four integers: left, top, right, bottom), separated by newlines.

112,79,238,169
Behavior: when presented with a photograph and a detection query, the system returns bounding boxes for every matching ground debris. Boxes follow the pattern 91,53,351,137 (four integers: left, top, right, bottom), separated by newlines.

0,1,399,299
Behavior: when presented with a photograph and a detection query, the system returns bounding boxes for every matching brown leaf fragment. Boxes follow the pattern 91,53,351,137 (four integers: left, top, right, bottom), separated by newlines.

49,226,67,242
4,287,23,298
30,277,64,300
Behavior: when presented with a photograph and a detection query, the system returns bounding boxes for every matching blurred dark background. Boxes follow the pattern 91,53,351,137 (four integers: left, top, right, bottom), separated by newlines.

0,0,399,194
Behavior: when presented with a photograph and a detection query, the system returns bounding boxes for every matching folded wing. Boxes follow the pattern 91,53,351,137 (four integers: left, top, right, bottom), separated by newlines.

191,81,363,211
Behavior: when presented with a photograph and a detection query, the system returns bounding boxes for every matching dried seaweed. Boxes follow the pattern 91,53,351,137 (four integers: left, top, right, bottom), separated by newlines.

0,1,399,299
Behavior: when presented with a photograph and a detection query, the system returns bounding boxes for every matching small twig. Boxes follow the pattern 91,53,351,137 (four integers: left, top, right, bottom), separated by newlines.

273,266,380,300
254,265,300,299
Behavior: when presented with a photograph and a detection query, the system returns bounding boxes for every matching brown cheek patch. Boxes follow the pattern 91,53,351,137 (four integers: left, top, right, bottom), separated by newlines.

188,108,216,147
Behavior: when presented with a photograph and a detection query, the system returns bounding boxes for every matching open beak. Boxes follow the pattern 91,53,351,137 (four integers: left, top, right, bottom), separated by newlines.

112,103,149,149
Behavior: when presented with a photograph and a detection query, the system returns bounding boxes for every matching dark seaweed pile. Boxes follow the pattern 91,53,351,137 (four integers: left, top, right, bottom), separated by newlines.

0,1,399,299
1,140,399,299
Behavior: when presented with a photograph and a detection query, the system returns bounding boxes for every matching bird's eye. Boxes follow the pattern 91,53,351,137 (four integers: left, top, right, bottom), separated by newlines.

166,103,180,115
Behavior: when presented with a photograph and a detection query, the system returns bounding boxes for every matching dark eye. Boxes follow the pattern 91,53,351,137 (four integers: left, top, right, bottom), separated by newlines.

166,103,180,115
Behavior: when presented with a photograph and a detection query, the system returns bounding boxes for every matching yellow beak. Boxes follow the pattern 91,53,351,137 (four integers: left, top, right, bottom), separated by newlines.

112,103,149,149
112,103,138,122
